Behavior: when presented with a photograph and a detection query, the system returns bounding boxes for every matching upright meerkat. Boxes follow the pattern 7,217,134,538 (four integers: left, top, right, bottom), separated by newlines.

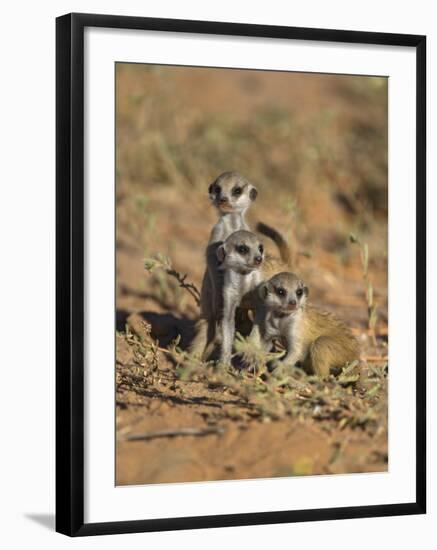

189,171,293,357
190,172,258,357
250,272,360,378
207,230,265,364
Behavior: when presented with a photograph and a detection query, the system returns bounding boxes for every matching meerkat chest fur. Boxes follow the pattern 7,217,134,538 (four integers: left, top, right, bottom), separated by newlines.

209,212,248,245
223,269,261,309
263,308,303,345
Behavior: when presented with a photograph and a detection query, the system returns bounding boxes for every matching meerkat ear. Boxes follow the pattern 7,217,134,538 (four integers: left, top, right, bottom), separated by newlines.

249,186,258,201
216,245,226,263
258,282,269,299
208,183,214,195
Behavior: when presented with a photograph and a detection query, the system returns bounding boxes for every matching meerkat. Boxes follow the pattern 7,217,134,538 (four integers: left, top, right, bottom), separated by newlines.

250,272,360,378
203,230,265,364
189,172,258,357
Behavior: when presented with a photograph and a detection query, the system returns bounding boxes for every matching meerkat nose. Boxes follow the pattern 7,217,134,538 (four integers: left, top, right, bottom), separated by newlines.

289,299,297,306
254,255,263,265
219,196,229,204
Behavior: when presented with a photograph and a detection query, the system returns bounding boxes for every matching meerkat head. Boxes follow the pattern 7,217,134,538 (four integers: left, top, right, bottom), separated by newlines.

259,272,308,315
216,230,264,275
208,171,258,214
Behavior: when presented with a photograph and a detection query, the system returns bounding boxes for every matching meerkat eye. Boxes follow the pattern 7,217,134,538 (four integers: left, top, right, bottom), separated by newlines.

258,244,264,254
232,186,242,196
236,244,249,255
214,185,221,194
296,288,303,298
275,287,286,297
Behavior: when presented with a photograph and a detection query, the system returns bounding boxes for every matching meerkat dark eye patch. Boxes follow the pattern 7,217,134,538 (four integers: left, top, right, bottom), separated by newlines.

232,186,242,196
258,244,264,253
296,288,303,298
275,287,286,297
209,183,221,195
236,244,249,255
249,187,258,201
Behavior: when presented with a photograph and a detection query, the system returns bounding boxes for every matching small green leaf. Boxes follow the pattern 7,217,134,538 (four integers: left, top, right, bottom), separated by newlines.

144,258,157,271
367,383,381,397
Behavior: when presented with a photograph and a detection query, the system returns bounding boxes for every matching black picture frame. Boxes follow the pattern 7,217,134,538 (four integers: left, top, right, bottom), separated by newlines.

56,12,426,537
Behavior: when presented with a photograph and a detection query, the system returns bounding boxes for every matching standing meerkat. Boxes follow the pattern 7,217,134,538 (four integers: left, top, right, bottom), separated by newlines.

250,272,360,378
190,172,258,356
189,172,293,357
202,230,265,364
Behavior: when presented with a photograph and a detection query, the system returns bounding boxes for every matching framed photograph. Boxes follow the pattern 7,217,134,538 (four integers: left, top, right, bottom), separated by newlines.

56,13,426,536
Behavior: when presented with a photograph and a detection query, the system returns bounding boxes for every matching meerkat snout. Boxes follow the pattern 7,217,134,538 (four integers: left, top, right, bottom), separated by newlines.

208,171,258,213
260,272,308,315
217,230,264,274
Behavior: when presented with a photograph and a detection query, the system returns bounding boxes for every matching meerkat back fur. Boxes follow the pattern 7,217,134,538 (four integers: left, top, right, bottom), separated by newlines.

251,272,360,378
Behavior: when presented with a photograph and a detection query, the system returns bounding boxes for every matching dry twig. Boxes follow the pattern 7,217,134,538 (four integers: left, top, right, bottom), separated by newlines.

121,426,225,442
144,254,201,306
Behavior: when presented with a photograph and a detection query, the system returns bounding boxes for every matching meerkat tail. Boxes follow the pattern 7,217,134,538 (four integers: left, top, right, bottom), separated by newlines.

256,222,291,265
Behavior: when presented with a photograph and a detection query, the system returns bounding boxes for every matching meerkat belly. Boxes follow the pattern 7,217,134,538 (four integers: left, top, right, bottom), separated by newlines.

242,271,261,296
262,314,284,346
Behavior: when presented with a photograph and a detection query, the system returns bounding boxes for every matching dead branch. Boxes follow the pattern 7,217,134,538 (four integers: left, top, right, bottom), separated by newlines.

145,255,201,306
364,356,388,363
166,268,201,306
120,426,225,442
